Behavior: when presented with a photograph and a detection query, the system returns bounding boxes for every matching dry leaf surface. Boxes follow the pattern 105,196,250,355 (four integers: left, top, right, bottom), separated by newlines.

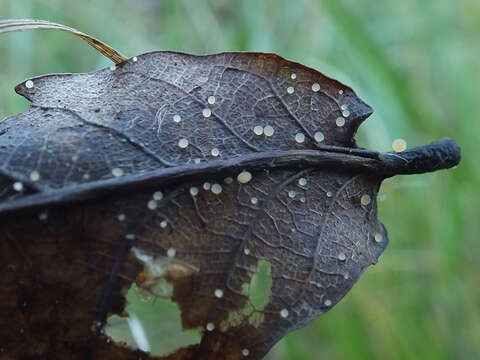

0,52,460,359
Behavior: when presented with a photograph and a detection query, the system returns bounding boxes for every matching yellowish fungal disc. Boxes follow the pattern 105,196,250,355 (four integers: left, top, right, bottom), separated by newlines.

147,200,157,210
253,125,264,136
111,168,124,177
30,170,40,182
202,108,212,118
263,125,275,137
295,133,305,143
153,191,163,201
237,170,252,184
314,131,324,142
211,148,220,157
392,138,407,152
13,182,23,192
211,183,222,195
178,138,189,148
336,117,346,127
360,194,371,206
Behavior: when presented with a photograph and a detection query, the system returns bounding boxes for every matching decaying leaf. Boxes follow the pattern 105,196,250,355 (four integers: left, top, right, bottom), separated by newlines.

0,20,460,360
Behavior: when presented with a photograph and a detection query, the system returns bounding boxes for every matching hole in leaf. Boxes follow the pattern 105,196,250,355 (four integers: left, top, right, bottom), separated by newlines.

247,259,272,311
105,283,202,356
220,260,273,331
242,259,273,327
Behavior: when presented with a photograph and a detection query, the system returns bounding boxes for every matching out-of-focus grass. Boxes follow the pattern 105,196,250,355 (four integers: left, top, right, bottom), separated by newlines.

1,0,478,359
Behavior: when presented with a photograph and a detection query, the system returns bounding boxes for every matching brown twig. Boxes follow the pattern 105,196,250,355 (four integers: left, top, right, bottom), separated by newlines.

0,19,128,64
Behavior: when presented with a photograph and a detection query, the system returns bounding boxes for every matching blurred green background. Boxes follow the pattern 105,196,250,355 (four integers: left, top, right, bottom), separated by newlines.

1,1,478,359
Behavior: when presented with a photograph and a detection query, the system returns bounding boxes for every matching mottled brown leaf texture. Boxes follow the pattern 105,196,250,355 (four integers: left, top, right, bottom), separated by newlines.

0,51,460,360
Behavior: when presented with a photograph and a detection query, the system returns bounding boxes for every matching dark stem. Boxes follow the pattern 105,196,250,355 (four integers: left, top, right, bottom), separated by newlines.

378,138,461,176
0,138,460,218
